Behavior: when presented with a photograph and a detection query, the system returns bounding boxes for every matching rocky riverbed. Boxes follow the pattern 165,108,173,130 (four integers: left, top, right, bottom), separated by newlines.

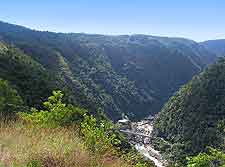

119,119,167,167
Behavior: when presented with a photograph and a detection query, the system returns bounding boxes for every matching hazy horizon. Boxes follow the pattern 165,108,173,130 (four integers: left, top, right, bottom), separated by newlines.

1,0,225,42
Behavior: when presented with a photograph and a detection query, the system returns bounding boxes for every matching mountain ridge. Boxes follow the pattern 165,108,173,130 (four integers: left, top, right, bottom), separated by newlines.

201,39,225,57
0,21,218,120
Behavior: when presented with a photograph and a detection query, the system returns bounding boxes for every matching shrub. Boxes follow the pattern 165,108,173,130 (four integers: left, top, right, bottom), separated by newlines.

17,90,154,167
187,148,225,167
18,90,87,127
80,114,120,154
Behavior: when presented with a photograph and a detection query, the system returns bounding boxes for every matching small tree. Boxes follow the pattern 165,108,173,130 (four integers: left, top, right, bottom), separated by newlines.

19,90,87,127
80,114,120,154
0,79,23,118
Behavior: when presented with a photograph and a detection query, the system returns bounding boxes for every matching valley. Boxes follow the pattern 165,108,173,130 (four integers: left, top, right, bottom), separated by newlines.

0,20,225,166
0,21,219,120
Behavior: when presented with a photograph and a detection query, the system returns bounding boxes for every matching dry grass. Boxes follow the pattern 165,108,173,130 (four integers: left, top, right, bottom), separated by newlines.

0,122,130,167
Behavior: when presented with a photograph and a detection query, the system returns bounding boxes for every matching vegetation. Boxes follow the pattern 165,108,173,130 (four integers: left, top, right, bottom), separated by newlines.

1,21,225,166
153,58,225,165
187,148,225,167
0,122,133,167
19,90,87,127
0,42,61,109
0,21,218,120
201,39,225,57
0,29,155,166
0,87,154,166
0,79,23,118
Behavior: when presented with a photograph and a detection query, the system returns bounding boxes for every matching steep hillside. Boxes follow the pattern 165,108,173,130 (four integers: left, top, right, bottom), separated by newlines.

0,21,217,120
153,58,225,163
0,78,23,117
0,42,60,108
201,39,225,57
0,41,101,114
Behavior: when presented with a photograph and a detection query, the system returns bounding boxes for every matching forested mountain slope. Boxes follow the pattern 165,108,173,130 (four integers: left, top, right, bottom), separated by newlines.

153,58,225,163
0,42,59,108
201,39,225,57
0,78,24,117
0,21,217,120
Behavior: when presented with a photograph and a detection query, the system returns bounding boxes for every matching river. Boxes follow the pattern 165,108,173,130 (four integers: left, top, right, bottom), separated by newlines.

119,120,167,167
135,144,165,167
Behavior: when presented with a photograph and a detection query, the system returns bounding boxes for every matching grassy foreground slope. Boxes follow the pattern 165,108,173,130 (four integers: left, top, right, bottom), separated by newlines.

0,123,134,167
0,78,154,167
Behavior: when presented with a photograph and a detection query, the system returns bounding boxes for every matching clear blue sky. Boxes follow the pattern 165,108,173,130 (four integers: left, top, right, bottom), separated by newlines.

0,0,224,41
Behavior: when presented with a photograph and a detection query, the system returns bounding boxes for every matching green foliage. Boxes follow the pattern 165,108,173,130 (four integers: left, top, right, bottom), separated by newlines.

80,112,154,166
0,42,61,109
26,160,42,167
153,58,225,164
81,115,153,166
17,90,152,166
134,162,148,167
80,114,120,153
187,148,225,167
0,21,217,120
0,79,23,118
19,90,87,127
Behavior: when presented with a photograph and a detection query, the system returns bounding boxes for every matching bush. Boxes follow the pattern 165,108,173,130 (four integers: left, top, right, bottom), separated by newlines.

17,90,154,167
187,148,225,167
18,90,87,127
80,114,120,154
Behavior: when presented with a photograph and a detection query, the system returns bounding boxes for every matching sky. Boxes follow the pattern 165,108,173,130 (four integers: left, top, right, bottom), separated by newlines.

0,0,225,42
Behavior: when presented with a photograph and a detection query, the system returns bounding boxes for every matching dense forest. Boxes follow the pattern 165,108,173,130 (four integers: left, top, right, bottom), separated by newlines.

153,58,225,165
0,21,218,120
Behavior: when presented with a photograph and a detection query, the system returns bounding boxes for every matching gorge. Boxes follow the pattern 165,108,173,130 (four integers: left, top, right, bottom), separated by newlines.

1,21,225,166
